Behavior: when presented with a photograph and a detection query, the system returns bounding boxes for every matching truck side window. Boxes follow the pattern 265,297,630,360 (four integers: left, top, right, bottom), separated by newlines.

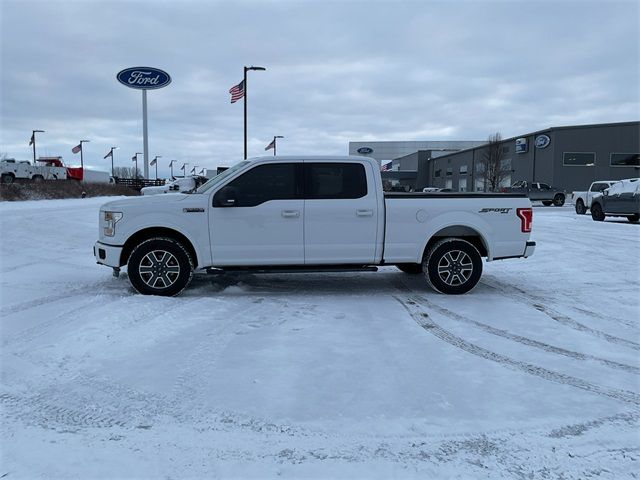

305,163,367,199
539,183,550,190
221,163,301,207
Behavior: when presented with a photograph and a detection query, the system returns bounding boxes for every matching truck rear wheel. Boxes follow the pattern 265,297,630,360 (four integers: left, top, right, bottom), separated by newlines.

1,173,14,184
32,175,44,182
553,194,565,206
423,238,482,295
575,199,586,215
127,237,194,296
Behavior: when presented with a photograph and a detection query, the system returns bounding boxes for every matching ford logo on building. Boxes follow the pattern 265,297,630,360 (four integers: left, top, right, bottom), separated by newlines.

534,134,550,149
117,67,172,90
357,147,374,154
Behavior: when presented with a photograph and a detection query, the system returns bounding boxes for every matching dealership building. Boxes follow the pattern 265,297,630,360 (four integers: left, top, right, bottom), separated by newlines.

351,121,640,192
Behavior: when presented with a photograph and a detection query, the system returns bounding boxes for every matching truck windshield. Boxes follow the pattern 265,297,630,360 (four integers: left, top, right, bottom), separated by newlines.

196,161,250,193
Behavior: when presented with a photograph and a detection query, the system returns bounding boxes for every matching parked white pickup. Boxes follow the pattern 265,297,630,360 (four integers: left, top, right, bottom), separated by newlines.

95,156,535,296
571,181,617,215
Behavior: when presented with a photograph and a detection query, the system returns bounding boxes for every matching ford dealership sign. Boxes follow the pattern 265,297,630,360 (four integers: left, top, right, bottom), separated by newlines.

534,134,551,149
117,67,172,90
357,147,374,154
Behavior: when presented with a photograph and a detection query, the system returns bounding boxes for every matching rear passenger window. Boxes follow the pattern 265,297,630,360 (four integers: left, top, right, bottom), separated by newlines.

305,163,367,199
223,163,301,207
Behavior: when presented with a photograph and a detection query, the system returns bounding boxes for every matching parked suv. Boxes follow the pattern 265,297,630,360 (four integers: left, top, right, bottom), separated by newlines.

590,178,640,223
502,181,566,206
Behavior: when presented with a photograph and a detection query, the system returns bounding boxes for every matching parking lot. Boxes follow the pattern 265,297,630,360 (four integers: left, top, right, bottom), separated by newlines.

1,198,638,479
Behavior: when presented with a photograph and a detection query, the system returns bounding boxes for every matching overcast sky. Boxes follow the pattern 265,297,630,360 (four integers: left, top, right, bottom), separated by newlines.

1,0,638,176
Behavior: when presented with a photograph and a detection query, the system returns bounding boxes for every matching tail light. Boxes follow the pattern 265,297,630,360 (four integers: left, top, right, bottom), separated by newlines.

516,207,533,233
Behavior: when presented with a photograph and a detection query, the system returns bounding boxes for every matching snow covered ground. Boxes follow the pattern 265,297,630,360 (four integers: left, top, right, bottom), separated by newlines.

1,197,639,479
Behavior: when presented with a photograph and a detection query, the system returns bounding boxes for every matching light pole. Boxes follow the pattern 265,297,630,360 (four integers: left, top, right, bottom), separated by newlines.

104,147,118,176
30,130,44,165
132,152,142,179
243,65,266,159
79,140,90,170
169,160,176,178
181,163,188,177
273,135,283,156
152,155,161,179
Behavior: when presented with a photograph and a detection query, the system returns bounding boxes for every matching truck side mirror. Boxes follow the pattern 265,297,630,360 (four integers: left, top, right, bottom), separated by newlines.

213,186,238,207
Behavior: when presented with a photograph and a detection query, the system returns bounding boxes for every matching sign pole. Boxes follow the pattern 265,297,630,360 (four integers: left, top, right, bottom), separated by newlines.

142,89,149,179
243,67,248,160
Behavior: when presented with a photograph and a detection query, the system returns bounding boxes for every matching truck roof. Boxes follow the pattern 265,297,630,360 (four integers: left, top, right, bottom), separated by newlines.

248,155,375,163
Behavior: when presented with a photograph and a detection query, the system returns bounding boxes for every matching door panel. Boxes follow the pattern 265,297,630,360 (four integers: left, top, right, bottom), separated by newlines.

303,162,378,264
210,163,304,266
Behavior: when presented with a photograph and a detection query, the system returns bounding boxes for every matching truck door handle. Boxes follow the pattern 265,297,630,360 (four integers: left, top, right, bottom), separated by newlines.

356,209,374,217
281,210,300,218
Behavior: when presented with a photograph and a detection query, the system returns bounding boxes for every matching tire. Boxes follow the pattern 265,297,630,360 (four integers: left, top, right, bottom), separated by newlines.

423,238,483,295
1,173,15,184
396,263,423,274
32,175,44,182
553,194,565,207
591,202,605,221
541,201,552,206
575,199,586,215
127,237,194,296
628,214,640,223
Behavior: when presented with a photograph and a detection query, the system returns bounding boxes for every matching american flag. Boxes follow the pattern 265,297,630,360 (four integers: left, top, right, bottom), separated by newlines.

103,150,113,159
380,161,391,172
229,80,245,103
265,139,276,151
72,144,82,154
131,155,136,162
150,158,157,166
29,133,34,146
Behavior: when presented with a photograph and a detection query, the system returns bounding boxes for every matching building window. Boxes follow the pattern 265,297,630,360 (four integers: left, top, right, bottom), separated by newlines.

475,179,485,192
610,153,640,167
563,152,595,166
435,169,441,177
445,179,453,190
459,165,468,175
459,178,467,192
446,167,453,176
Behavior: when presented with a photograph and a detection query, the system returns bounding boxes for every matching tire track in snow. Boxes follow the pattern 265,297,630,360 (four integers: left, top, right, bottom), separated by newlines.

394,284,639,375
394,295,640,406
480,278,640,350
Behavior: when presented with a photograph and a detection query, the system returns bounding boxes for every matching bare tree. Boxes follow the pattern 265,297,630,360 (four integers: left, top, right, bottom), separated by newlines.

113,166,142,179
477,132,512,192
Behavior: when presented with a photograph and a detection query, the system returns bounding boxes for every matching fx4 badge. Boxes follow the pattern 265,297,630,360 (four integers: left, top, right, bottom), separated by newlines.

479,207,512,214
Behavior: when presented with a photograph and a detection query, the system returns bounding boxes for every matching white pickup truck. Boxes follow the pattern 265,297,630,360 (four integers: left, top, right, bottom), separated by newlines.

571,181,617,214
94,156,535,296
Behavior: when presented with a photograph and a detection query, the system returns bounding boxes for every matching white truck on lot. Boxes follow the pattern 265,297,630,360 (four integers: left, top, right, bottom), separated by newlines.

140,176,208,196
94,156,535,296
571,180,617,214
1,158,67,183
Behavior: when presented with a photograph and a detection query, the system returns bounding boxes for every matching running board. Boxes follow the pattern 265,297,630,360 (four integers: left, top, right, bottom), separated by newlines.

206,265,379,275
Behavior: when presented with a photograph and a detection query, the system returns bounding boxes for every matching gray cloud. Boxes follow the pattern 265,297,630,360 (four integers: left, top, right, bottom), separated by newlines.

1,0,638,177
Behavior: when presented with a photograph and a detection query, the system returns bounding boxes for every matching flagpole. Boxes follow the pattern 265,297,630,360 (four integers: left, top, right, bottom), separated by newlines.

243,67,247,160
31,130,44,165
242,66,266,160
79,140,90,172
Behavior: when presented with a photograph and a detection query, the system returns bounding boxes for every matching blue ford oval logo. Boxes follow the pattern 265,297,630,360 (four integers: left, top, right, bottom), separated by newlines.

117,67,172,90
534,134,550,149
357,147,374,154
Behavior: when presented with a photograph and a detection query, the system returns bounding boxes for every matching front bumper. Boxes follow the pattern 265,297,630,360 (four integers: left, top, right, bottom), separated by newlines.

94,241,124,268
524,241,536,258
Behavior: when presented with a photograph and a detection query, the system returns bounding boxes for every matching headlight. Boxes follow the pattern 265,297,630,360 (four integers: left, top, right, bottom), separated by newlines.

103,211,123,237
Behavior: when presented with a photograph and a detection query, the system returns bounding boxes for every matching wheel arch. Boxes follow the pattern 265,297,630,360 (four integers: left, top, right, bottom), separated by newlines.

120,227,199,268
421,225,489,261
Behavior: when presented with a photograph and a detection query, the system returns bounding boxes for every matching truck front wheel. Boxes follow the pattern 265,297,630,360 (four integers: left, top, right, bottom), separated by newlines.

553,194,565,206
127,237,194,296
591,203,605,221
424,238,482,295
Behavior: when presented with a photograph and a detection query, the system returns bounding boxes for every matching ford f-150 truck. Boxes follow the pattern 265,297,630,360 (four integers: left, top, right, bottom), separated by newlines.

94,156,535,296
502,181,566,206
571,180,617,214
